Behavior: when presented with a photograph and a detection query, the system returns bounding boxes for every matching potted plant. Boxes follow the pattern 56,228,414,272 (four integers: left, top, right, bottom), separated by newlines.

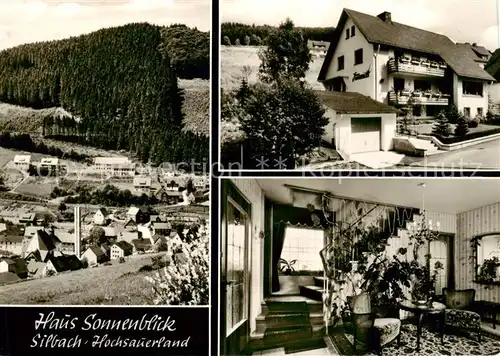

478,257,500,283
430,61,439,68
412,89,422,97
400,88,411,96
424,89,433,97
279,258,297,275
432,90,442,98
421,58,430,67
400,54,411,63
411,56,421,65
439,62,447,69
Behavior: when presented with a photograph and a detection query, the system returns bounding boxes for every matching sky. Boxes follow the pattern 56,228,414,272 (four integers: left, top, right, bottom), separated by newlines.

222,0,500,51
0,0,210,50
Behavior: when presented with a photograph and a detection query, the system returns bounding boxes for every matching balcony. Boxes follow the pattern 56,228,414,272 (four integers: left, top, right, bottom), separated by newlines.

388,91,450,106
387,58,447,78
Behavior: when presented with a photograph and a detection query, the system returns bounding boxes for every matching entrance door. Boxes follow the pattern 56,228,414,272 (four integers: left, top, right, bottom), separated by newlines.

351,118,381,154
221,182,251,355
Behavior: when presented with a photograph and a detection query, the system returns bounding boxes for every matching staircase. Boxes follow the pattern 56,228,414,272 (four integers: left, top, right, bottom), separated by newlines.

247,278,326,353
408,137,439,156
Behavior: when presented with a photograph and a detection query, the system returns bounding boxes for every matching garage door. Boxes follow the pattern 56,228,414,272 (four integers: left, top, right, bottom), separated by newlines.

351,118,381,154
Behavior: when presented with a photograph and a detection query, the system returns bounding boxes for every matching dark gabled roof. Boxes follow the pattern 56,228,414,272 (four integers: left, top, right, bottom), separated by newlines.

456,43,489,63
470,44,491,57
64,255,83,270
485,48,500,81
318,8,495,82
36,230,61,251
96,208,107,216
131,238,152,251
315,91,401,114
87,245,105,258
48,255,71,272
113,240,133,251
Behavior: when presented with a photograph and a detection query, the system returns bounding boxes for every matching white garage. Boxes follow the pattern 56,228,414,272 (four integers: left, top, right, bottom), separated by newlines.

351,117,382,153
316,91,400,160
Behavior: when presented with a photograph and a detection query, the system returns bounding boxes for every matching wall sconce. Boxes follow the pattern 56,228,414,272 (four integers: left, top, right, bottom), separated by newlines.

259,230,265,239
379,78,385,84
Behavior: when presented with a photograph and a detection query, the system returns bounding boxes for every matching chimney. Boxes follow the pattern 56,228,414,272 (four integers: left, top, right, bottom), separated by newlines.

377,11,392,23
74,206,81,257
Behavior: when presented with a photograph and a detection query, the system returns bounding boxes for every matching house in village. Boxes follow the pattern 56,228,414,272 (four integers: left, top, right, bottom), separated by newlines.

81,245,108,265
93,157,136,177
0,235,23,256
24,230,61,262
131,238,152,254
110,241,133,260
39,158,60,172
126,206,150,224
308,40,330,58
133,176,152,194
108,220,138,244
0,256,27,278
44,253,82,275
155,188,182,204
24,226,44,239
52,230,75,255
27,260,47,279
13,155,31,171
93,208,108,225
18,213,36,226
318,9,495,125
456,42,492,69
0,223,7,233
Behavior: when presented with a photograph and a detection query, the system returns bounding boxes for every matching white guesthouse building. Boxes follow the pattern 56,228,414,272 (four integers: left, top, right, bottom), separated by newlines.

318,9,495,120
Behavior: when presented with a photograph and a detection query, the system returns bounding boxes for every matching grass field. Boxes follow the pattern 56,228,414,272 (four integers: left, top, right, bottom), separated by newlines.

220,45,325,90
0,254,162,305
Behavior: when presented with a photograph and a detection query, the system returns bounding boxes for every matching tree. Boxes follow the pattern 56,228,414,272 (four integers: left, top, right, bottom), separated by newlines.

432,111,452,137
223,36,231,45
455,114,470,137
251,34,262,45
243,35,251,46
258,18,311,84
88,226,107,246
58,202,67,212
239,79,328,169
234,38,241,46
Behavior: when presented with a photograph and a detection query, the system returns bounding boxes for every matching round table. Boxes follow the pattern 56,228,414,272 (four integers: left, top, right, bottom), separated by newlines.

399,300,446,352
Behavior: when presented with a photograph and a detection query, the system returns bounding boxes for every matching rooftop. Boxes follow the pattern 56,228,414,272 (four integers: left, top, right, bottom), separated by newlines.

315,91,402,114
318,8,496,82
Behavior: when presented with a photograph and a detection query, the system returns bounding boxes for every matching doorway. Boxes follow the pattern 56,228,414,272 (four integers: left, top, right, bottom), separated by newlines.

220,182,251,355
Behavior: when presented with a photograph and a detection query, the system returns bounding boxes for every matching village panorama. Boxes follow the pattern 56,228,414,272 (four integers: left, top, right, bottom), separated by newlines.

0,2,210,305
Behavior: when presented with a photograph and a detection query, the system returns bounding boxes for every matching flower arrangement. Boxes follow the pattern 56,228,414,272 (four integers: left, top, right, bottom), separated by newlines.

145,232,209,305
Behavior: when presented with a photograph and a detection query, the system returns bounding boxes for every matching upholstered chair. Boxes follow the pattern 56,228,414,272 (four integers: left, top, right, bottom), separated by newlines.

442,288,481,343
350,292,401,354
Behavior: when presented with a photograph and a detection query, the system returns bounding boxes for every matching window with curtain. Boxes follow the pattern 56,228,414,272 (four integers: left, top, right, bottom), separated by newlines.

280,227,324,272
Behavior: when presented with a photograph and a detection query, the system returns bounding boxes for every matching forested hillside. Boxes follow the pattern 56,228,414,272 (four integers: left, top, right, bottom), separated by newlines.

221,22,335,45
0,23,209,166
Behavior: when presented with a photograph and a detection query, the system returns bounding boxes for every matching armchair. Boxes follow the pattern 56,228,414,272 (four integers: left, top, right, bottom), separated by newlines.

349,293,401,354
442,288,481,342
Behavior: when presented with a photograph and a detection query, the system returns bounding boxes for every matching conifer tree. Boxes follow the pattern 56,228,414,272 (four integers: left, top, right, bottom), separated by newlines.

432,111,452,137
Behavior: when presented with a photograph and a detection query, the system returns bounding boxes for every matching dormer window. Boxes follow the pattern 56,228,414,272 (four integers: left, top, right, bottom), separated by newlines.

351,26,356,37
346,28,350,39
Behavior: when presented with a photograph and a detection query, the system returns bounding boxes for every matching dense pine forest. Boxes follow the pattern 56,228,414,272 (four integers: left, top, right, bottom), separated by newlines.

0,23,209,167
221,22,335,45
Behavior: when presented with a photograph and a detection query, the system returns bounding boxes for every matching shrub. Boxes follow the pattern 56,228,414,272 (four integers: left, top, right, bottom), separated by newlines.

223,36,231,45
243,35,251,45
118,257,125,264
445,104,460,124
432,112,452,137
145,234,209,305
151,255,168,269
81,257,89,269
234,38,241,46
455,114,470,137
251,34,262,45
468,119,479,128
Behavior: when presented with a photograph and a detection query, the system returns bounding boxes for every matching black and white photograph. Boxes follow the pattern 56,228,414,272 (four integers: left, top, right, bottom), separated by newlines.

0,0,210,306
220,0,500,171
220,177,500,355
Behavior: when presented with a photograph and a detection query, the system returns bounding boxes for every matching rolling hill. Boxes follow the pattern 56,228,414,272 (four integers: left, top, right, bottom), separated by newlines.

0,23,209,165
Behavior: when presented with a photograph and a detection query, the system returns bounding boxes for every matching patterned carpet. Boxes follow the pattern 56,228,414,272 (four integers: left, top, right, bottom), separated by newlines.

331,324,500,355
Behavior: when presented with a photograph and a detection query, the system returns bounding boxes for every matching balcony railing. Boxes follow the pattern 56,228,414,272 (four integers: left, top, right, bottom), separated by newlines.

388,91,450,106
387,58,447,77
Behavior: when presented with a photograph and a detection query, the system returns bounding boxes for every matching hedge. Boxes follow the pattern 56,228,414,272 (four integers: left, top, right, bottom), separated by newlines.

431,127,500,144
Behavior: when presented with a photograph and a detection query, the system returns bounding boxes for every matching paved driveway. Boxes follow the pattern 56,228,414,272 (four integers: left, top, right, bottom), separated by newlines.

399,136,500,170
